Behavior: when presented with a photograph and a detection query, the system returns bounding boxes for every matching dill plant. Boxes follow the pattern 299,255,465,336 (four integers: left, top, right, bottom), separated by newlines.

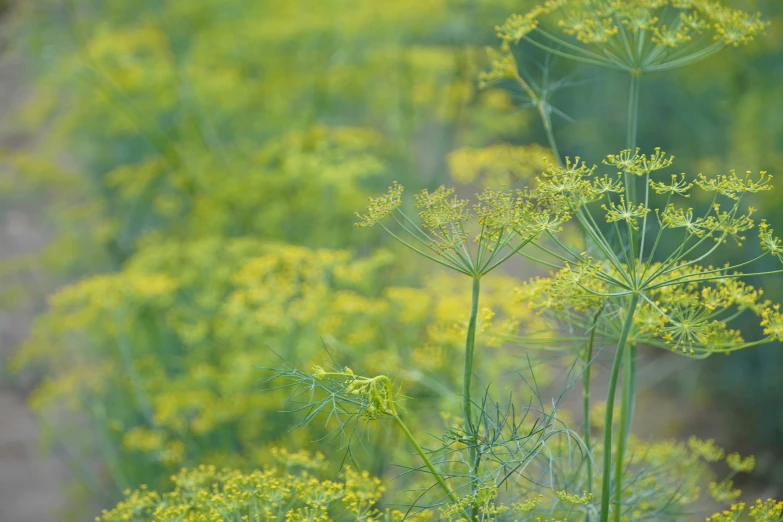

348,153,779,521
266,1,783,521
474,2,778,520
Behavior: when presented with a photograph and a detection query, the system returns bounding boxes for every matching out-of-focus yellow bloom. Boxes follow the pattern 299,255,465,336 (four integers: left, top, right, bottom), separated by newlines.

97,461,388,522
447,143,555,187
14,238,546,495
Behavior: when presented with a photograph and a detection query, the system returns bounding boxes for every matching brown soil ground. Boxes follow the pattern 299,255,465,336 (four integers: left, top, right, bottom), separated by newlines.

0,43,71,522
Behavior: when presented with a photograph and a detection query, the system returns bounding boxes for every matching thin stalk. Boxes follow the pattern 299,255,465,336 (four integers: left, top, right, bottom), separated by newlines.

635,29,646,66
648,251,766,289
642,337,775,359
615,19,634,65
625,74,641,202
639,193,673,280
530,239,579,265
613,343,636,522
648,267,783,291
653,201,746,279
462,277,481,425
599,293,639,522
653,194,734,278
604,192,635,277
538,101,561,165
483,237,534,274
391,213,465,269
577,208,634,288
533,27,613,62
393,415,458,503
622,74,642,287
576,284,633,299
380,223,470,275
572,206,628,279
601,46,630,70
478,226,505,274
638,171,651,274
518,250,568,269
643,193,721,282
448,223,476,271
614,72,643,514
524,36,625,69
463,276,481,520
476,224,490,270
583,307,603,522
646,41,724,72
546,230,583,261
511,57,562,168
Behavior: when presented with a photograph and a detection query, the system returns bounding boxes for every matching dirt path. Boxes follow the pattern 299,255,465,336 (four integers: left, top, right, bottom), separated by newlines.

0,39,70,522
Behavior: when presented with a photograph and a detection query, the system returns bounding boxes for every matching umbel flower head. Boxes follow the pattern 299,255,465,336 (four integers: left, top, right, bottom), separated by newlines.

357,147,783,359
508,147,782,358
355,182,569,277
486,0,769,75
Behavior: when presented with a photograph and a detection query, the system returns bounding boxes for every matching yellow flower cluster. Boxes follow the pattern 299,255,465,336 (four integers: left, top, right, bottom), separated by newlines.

687,436,726,462
270,447,328,471
588,434,754,517
97,462,388,522
485,0,769,78
447,143,556,187
707,499,783,522
6,0,542,287
504,149,781,357
440,485,509,522
518,260,776,355
604,147,675,176
498,0,768,49
14,238,546,494
601,196,651,230
555,490,593,504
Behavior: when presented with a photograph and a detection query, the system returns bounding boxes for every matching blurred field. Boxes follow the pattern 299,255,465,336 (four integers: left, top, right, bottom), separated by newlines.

0,0,782,520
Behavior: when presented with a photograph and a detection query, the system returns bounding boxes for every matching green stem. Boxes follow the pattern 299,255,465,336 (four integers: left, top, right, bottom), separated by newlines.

616,71,642,484
523,36,623,69
583,308,603,522
613,343,637,522
625,74,641,203
463,276,481,520
599,293,639,522
394,416,458,503
537,101,561,166
623,345,637,449
462,277,481,432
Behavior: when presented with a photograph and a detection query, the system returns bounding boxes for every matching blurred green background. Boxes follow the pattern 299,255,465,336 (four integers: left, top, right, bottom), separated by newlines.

0,0,781,520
